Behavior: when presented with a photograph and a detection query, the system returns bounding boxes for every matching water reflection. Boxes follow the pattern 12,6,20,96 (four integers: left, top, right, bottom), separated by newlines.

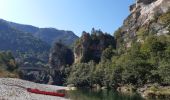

67,89,144,100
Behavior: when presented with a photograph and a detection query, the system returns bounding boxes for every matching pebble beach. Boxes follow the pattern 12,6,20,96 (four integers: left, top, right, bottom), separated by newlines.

0,78,69,100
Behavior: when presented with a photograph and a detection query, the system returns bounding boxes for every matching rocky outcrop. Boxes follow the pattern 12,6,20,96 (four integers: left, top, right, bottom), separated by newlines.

48,42,74,85
49,42,74,69
19,42,74,85
116,0,170,49
74,29,116,63
137,0,158,5
137,84,170,100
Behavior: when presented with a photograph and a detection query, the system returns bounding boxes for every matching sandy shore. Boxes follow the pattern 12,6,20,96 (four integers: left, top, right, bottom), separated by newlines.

0,78,69,100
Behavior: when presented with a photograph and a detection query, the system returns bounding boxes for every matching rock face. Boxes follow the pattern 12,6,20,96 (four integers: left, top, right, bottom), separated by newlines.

74,29,116,63
48,42,74,85
137,0,158,5
116,0,170,49
19,39,74,85
49,42,74,69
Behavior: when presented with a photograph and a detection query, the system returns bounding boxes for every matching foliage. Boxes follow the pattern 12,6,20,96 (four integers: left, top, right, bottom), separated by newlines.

157,61,170,84
114,28,123,47
136,27,149,39
101,46,116,61
67,35,170,88
67,61,96,87
0,51,17,72
158,11,170,25
0,51,18,77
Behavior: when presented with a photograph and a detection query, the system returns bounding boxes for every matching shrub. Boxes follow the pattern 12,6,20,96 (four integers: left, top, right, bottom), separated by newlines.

158,12,170,25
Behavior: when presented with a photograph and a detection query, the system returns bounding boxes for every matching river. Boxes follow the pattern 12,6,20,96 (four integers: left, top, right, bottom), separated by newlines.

67,89,144,100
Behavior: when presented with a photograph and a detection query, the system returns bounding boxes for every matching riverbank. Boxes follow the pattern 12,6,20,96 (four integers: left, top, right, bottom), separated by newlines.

0,78,69,100
67,88,143,100
138,84,170,100
116,84,170,100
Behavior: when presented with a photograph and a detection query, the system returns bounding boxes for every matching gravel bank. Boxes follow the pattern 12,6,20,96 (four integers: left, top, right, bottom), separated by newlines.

0,78,69,100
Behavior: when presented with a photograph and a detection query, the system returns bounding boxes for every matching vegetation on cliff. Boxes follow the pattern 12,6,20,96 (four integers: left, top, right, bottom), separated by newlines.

0,1,169,99
67,11,170,89
74,28,116,63
67,34,170,88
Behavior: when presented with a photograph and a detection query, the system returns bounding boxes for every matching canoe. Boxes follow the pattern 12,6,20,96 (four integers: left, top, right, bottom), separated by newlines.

27,88,65,97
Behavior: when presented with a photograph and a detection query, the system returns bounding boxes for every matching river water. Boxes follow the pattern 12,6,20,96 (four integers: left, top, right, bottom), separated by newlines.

67,89,144,100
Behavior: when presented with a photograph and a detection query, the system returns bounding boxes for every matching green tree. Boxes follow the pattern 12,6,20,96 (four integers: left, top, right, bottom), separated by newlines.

158,62,170,84
101,46,116,61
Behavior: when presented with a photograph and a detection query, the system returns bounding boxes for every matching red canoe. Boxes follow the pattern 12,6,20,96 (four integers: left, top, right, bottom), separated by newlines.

27,88,65,97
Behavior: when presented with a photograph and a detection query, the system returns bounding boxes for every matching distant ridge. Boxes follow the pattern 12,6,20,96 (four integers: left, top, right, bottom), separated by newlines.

0,18,79,64
0,18,79,46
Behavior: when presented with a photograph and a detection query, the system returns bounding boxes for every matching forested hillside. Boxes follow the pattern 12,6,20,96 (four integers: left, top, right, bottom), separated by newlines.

0,19,50,64
0,19,79,84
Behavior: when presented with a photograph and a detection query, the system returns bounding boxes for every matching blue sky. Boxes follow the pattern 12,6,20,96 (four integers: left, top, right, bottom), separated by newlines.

0,0,134,36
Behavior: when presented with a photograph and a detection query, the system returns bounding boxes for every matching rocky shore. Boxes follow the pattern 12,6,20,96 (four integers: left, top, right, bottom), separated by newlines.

0,78,69,100
116,84,170,100
138,85,170,100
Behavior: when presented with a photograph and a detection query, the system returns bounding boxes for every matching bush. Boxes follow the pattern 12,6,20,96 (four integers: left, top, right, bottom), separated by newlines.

158,61,170,84
0,51,17,72
67,61,96,87
158,12,170,25
136,27,149,39
101,46,116,61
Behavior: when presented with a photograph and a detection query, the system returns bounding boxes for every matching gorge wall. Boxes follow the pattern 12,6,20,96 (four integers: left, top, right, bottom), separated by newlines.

116,0,170,51
74,29,116,63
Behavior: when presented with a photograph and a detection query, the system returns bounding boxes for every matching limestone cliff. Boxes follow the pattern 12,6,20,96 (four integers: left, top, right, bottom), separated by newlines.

115,0,170,50
74,29,116,63
49,42,74,69
48,42,74,85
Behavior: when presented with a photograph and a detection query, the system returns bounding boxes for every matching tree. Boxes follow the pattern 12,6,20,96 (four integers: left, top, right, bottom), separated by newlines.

157,61,170,85
101,46,116,61
67,61,96,87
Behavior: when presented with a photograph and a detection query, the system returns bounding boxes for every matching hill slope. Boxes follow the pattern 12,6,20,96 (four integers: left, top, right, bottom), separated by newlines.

0,19,50,63
7,20,79,46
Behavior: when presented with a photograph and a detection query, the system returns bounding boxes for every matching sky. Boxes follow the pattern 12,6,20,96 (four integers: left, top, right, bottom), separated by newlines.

0,0,135,36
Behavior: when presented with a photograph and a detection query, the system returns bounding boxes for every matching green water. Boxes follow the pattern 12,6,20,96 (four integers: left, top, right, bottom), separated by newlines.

67,89,144,100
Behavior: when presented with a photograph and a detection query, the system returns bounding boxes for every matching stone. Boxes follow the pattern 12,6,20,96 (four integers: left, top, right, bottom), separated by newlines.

101,87,107,90
137,0,157,5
